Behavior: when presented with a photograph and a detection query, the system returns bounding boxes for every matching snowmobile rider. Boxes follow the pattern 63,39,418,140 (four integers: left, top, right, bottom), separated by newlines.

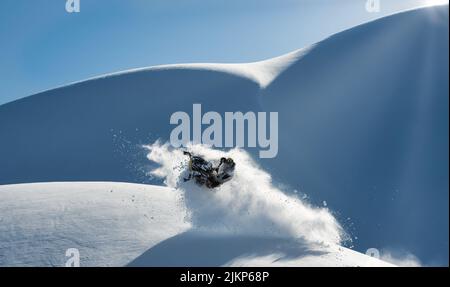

183,151,235,188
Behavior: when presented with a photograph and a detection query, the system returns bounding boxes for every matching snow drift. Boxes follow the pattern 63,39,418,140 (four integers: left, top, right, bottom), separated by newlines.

146,142,344,245
0,182,393,267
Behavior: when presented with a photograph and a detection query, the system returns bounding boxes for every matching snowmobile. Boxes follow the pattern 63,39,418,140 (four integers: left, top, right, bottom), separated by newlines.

183,151,235,188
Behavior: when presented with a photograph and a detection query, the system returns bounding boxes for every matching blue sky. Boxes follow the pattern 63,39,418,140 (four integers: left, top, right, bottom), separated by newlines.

0,0,443,104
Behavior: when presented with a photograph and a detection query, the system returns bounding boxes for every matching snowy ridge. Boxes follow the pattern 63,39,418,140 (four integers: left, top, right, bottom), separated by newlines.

144,47,313,89
56,46,312,91
27,4,447,95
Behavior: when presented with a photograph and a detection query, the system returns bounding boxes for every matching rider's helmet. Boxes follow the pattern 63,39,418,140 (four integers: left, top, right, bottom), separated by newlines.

226,158,235,167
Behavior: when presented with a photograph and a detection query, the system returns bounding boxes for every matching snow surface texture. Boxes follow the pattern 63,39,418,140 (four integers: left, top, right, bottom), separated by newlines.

0,5,448,265
0,182,189,267
0,182,393,267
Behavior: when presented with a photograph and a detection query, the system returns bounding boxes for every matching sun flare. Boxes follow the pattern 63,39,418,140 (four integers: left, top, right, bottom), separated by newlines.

422,0,449,7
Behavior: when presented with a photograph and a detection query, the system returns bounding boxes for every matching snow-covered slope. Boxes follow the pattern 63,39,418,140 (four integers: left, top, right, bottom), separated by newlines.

0,182,392,267
0,5,448,265
0,182,188,266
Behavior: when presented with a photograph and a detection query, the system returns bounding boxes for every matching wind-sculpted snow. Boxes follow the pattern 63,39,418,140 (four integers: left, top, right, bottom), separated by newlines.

146,142,345,245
